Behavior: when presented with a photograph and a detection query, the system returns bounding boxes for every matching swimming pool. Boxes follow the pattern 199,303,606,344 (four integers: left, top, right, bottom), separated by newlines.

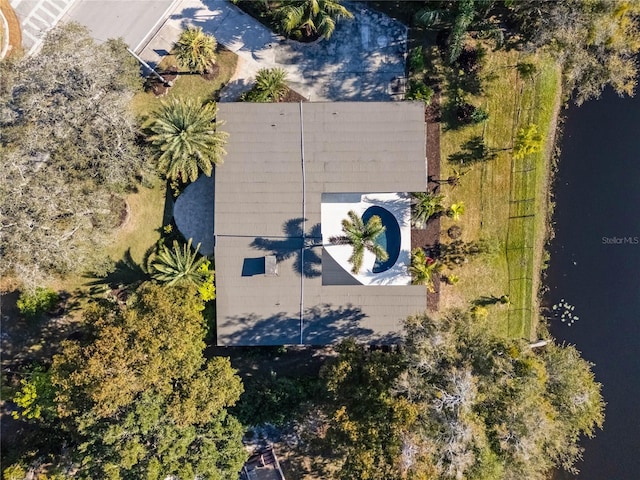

361,205,401,273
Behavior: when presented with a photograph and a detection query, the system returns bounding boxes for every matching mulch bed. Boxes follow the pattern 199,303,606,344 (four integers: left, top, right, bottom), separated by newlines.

417,93,443,312
144,67,178,96
201,63,221,81
280,86,308,102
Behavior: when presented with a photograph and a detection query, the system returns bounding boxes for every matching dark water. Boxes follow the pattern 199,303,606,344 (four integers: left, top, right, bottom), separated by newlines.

545,89,640,479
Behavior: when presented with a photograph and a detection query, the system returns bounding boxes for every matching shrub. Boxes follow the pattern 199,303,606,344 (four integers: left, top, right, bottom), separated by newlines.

470,107,489,123
447,201,465,220
444,273,460,285
447,225,462,239
408,46,425,73
17,287,59,319
3,464,26,480
406,80,434,104
457,45,486,74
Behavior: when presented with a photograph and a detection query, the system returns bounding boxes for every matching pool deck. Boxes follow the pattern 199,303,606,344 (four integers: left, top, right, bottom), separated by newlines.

321,193,412,286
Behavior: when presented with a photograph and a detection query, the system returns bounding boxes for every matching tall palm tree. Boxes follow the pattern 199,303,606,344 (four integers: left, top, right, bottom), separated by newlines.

150,238,210,286
243,68,289,102
145,98,228,182
174,27,217,73
276,0,354,40
329,210,388,274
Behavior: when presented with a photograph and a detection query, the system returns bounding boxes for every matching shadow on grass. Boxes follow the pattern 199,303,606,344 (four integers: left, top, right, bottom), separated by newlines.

448,135,498,165
471,295,509,307
83,248,153,294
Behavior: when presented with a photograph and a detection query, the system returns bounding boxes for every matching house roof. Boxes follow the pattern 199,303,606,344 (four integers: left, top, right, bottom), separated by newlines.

214,102,428,346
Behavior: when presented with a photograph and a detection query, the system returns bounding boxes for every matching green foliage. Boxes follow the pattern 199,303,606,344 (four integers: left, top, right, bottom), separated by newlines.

145,98,228,183
242,67,289,102
0,23,147,283
395,311,605,479
150,238,211,287
275,0,354,40
470,106,489,123
408,46,425,73
411,191,445,227
234,373,321,427
448,0,476,64
516,61,537,79
320,339,416,480
444,273,460,285
16,287,59,319
440,238,492,268
329,210,388,274
50,283,247,479
196,259,216,301
11,367,56,421
405,80,434,104
513,123,543,159
506,0,640,104
447,201,465,220
2,464,26,480
410,248,443,292
174,27,217,73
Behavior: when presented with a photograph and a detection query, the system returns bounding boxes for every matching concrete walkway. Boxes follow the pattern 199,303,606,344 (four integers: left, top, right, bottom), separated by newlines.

139,0,407,101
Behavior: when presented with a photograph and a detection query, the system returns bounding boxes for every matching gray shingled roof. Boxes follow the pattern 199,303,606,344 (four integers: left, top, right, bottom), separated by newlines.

215,102,428,346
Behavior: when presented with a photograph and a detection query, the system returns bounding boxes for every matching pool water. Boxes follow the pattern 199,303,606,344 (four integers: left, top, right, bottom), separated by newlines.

361,205,401,273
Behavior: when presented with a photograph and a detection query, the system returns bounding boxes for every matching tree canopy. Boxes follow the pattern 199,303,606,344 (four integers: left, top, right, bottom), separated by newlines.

0,23,148,285
49,283,246,479
242,67,290,103
144,97,228,182
174,27,217,73
329,210,388,274
275,0,353,40
505,0,640,104
319,311,604,480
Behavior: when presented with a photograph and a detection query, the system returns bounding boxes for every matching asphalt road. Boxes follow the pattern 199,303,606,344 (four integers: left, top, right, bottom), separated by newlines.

63,0,176,51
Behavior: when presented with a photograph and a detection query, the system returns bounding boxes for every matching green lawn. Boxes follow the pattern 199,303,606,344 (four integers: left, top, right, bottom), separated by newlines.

131,47,238,120
437,49,561,340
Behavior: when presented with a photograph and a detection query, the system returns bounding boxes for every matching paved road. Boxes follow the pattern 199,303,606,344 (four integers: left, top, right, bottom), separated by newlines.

10,0,177,54
63,0,177,51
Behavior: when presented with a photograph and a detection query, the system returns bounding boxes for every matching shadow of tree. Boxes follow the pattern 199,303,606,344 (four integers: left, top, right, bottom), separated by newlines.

218,302,401,346
83,248,153,294
448,135,497,165
251,218,322,278
471,295,508,307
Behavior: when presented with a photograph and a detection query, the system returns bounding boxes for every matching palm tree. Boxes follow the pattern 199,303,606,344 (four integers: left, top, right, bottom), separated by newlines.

243,68,289,102
145,98,228,182
410,248,443,292
411,191,445,227
430,168,468,189
329,210,388,274
150,238,210,286
276,0,354,40
174,27,217,73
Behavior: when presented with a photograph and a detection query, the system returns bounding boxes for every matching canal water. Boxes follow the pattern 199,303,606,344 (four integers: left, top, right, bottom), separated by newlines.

545,89,640,479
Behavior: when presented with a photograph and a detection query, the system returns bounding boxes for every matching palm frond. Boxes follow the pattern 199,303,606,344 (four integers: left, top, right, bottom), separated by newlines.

145,98,228,182
150,238,209,286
